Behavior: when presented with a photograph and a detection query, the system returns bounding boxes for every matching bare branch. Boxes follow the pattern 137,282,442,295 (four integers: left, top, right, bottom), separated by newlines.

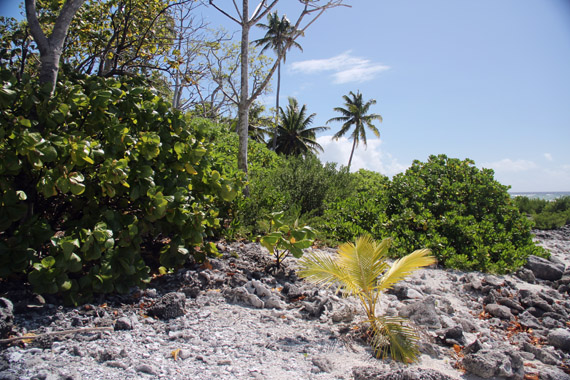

208,0,241,24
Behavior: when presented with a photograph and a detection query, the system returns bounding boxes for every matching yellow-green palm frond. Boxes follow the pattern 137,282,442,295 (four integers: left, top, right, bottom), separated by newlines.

369,316,420,362
378,248,436,292
336,235,390,296
297,250,354,292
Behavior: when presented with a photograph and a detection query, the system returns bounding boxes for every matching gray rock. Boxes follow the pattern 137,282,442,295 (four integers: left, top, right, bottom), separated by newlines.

485,303,513,320
264,296,286,310
398,296,441,329
0,298,14,338
522,342,559,365
147,292,186,320
525,255,565,281
311,356,334,373
516,267,536,283
548,328,570,352
114,316,133,330
462,348,523,379
135,364,158,375
352,366,455,380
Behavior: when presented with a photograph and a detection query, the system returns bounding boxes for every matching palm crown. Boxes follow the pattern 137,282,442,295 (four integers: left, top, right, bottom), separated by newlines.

273,97,329,156
298,235,436,362
327,91,383,170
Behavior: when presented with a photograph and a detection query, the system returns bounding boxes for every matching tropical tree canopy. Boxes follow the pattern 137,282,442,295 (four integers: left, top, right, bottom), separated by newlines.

327,91,383,170
273,97,329,156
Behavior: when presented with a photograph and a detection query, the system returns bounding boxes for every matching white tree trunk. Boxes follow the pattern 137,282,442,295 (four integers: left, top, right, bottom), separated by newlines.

25,0,86,95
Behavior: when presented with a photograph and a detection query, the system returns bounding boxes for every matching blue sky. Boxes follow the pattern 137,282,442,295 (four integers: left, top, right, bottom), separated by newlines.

3,1,569,192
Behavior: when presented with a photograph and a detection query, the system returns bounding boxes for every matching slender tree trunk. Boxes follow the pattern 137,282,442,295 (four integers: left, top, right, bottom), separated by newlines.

272,60,281,151
347,136,357,171
237,0,250,177
25,0,86,95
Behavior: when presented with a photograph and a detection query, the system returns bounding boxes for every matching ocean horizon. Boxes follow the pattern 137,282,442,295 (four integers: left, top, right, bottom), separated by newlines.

509,191,570,201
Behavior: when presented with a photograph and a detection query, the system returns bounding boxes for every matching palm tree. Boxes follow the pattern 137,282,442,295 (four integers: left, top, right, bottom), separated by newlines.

326,91,383,171
273,97,329,156
254,11,302,150
298,235,436,362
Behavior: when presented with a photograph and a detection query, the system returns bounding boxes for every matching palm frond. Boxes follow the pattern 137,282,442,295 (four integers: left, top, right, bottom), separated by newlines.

369,316,420,362
298,251,355,292
378,248,436,292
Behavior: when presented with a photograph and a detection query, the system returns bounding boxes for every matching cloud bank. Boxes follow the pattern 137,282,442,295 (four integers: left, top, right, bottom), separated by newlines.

316,135,407,177
290,51,389,84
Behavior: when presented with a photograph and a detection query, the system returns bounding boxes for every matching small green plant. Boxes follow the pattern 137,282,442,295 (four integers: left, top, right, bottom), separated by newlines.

259,212,316,269
298,235,436,362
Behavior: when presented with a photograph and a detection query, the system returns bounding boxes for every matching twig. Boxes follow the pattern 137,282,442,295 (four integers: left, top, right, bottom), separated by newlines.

0,326,113,345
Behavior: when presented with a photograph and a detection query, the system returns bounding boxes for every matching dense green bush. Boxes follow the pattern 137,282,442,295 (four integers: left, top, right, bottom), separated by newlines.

318,169,389,243
514,196,570,230
384,155,547,273
0,70,240,303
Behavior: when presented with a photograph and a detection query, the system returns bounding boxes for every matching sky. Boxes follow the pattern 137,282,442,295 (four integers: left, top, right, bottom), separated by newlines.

2,0,570,192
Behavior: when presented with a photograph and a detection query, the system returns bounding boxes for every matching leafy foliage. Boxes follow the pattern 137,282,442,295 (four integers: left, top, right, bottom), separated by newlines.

514,195,570,230
260,212,315,269
384,155,547,273
0,69,240,303
298,235,436,362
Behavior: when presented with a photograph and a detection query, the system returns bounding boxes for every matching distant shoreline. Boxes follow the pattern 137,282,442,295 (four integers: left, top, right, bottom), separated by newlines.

509,191,570,200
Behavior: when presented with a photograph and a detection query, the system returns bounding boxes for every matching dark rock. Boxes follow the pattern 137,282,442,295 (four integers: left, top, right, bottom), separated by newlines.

0,298,14,338
352,366,456,380
114,316,133,331
525,255,565,281
462,348,524,379
497,297,524,314
522,341,559,365
146,292,186,320
463,339,483,355
516,267,536,283
548,328,570,352
485,303,513,320
437,326,466,346
398,296,441,329
281,283,303,300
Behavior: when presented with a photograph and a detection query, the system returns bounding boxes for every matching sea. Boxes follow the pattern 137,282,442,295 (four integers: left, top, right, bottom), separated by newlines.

509,191,570,201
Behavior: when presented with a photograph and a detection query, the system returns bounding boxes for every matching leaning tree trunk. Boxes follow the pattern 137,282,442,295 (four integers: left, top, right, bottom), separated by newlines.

25,0,86,95
347,136,357,171
272,59,281,151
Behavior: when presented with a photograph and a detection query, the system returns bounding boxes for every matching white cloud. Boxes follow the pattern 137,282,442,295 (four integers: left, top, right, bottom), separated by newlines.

316,135,407,177
544,153,554,161
482,158,538,173
290,51,390,84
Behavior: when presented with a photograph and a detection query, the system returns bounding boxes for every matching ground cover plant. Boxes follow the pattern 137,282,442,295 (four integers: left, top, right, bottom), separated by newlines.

298,235,436,362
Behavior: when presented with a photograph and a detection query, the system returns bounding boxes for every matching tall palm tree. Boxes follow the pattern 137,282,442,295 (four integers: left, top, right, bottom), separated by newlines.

254,11,302,150
326,91,383,171
273,97,329,156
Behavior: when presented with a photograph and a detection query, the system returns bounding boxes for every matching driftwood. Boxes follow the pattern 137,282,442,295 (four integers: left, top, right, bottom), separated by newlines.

0,326,113,345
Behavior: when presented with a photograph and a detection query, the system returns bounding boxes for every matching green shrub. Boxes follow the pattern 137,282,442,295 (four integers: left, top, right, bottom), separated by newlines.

318,169,389,242
384,155,547,273
0,70,240,303
514,195,570,230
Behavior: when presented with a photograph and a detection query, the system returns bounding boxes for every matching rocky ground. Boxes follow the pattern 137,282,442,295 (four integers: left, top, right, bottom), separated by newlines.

0,226,569,380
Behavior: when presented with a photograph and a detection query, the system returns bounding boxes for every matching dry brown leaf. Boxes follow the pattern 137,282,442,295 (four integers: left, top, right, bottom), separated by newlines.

171,349,181,361
524,374,539,380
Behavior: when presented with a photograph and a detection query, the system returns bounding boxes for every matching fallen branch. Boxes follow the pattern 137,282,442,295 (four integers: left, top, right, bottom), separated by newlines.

0,326,113,345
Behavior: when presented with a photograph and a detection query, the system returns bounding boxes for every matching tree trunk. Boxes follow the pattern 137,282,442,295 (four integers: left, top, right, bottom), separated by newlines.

272,60,281,151
347,136,357,171
25,0,86,95
237,0,250,177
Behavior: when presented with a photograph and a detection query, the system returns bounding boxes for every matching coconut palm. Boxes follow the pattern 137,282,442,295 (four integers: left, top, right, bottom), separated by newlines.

254,11,302,150
298,235,436,362
327,91,383,171
273,97,329,156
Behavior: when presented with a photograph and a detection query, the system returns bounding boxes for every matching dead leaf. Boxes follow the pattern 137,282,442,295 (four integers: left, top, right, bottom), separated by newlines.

200,261,213,270
21,333,35,344
171,348,181,361
524,374,539,380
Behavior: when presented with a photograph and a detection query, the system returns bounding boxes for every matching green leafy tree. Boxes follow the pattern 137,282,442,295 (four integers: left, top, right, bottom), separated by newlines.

385,154,547,273
274,97,329,156
254,11,302,150
327,91,382,170
299,235,435,362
